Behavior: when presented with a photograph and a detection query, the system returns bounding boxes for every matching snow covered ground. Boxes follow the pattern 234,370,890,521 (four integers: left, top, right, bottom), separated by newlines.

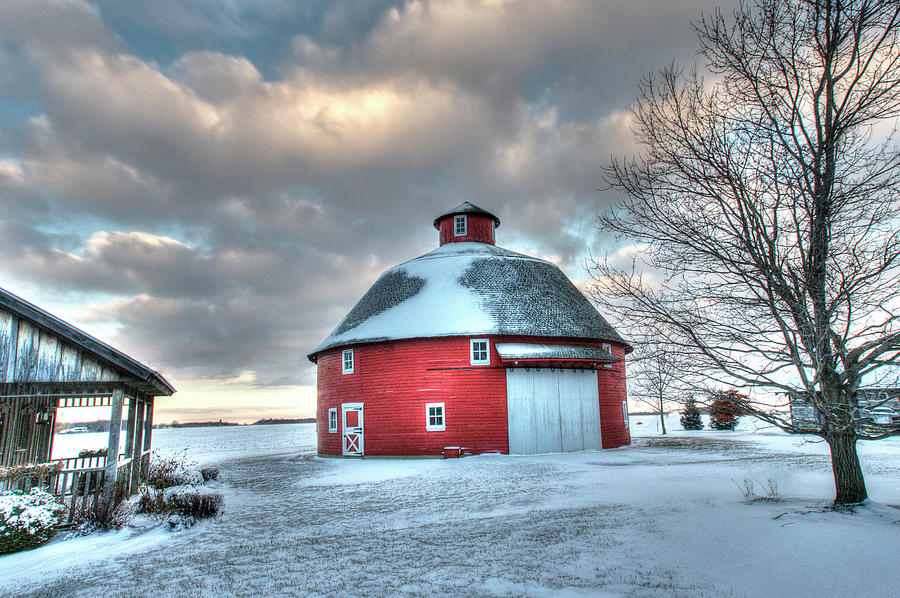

4,419,900,597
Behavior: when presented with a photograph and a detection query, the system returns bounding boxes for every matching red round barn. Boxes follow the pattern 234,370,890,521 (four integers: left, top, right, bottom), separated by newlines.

307,202,632,457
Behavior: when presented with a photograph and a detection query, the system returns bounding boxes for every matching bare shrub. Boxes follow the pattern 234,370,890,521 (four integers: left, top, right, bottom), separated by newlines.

146,450,202,489
69,491,133,531
136,486,169,517
733,478,756,499
168,488,223,519
760,479,781,502
136,486,223,522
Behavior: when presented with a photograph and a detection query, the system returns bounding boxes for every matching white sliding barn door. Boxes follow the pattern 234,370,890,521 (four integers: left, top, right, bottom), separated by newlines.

506,368,601,454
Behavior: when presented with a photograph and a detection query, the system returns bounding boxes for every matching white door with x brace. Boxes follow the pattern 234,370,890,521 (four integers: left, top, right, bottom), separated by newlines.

342,403,364,456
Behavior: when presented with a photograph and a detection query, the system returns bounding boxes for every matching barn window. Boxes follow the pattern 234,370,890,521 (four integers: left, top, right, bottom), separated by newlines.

342,349,354,374
602,343,613,368
623,401,629,427
454,215,467,236
328,408,338,433
426,403,446,431
470,339,489,365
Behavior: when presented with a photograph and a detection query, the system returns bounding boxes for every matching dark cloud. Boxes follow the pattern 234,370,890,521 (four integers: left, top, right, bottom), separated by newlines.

0,0,735,394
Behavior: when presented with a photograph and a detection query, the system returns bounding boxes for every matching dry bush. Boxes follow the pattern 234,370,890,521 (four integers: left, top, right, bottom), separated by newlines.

168,488,223,519
146,450,202,489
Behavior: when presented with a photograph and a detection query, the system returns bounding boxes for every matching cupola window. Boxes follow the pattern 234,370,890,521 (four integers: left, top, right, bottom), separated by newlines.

454,215,467,236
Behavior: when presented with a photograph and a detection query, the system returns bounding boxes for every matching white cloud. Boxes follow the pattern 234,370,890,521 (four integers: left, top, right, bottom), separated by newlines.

0,0,733,401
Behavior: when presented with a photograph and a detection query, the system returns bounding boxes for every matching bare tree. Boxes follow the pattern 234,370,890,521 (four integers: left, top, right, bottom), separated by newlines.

627,337,690,435
591,0,900,504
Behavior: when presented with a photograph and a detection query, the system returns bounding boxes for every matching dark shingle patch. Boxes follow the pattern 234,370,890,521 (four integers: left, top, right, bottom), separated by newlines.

333,269,426,335
495,344,618,361
459,258,625,343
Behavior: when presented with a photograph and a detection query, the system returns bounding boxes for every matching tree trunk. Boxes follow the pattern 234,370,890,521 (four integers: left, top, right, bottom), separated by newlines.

825,431,868,504
659,410,667,435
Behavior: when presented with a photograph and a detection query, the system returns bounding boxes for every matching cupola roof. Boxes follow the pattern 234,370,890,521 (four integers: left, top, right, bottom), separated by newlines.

432,202,500,229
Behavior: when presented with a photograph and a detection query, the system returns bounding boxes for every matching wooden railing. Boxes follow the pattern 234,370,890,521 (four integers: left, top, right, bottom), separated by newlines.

54,466,107,524
3,452,151,524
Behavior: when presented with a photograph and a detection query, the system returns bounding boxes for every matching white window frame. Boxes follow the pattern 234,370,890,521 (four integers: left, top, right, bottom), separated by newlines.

470,338,489,365
328,408,338,433
602,342,613,368
342,349,354,374
454,214,467,236
623,401,629,427
426,402,446,431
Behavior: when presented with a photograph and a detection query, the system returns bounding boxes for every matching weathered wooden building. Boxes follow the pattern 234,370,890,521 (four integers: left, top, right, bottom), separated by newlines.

0,287,174,504
308,203,632,457
790,388,900,433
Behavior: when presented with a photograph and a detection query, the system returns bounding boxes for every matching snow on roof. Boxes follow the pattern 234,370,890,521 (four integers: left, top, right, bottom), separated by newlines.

495,343,619,362
309,242,628,359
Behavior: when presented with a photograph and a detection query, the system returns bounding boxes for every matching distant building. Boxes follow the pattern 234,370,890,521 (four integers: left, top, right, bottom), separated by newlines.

307,202,632,457
789,388,900,433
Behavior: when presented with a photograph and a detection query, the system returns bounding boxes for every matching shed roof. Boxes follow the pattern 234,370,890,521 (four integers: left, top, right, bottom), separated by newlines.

0,287,175,396
309,242,629,360
433,202,500,228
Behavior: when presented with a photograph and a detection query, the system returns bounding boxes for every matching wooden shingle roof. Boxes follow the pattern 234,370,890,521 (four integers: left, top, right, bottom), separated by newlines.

309,242,629,360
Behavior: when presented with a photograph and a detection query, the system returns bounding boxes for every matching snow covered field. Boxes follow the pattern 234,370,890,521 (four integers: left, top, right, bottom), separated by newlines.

4,419,900,597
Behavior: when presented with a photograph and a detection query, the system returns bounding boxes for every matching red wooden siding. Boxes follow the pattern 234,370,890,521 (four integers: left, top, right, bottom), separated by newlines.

316,335,630,456
436,214,496,246
597,344,631,448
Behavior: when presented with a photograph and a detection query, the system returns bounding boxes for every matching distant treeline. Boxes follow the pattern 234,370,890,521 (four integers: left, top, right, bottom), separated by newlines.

56,418,316,432
163,421,242,429
155,417,315,429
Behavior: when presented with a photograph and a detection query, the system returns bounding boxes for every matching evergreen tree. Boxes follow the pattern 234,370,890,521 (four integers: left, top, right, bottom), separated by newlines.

681,398,703,430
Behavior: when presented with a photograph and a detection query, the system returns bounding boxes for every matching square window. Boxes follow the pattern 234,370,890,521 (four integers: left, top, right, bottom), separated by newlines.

328,408,338,433
454,215,467,236
342,349,354,374
470,339,489,365
623,401,629,427
426,403,446,431
602,343,613,368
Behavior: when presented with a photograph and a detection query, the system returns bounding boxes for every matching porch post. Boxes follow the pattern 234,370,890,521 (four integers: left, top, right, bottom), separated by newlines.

1,399,22,467
141,397,154,480
102,385,125,501
123,393,137,492
130,395,145,493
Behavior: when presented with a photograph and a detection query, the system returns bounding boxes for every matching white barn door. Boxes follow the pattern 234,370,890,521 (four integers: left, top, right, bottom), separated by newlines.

506,368,601,454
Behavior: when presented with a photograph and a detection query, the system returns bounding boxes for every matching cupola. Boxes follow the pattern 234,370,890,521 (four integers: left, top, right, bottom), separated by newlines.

433,202,500,246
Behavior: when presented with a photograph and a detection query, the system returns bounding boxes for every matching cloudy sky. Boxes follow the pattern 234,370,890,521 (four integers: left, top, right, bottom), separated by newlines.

0,0,733,423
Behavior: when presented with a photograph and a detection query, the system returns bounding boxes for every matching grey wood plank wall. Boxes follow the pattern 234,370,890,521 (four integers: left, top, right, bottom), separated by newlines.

0,308,124,384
